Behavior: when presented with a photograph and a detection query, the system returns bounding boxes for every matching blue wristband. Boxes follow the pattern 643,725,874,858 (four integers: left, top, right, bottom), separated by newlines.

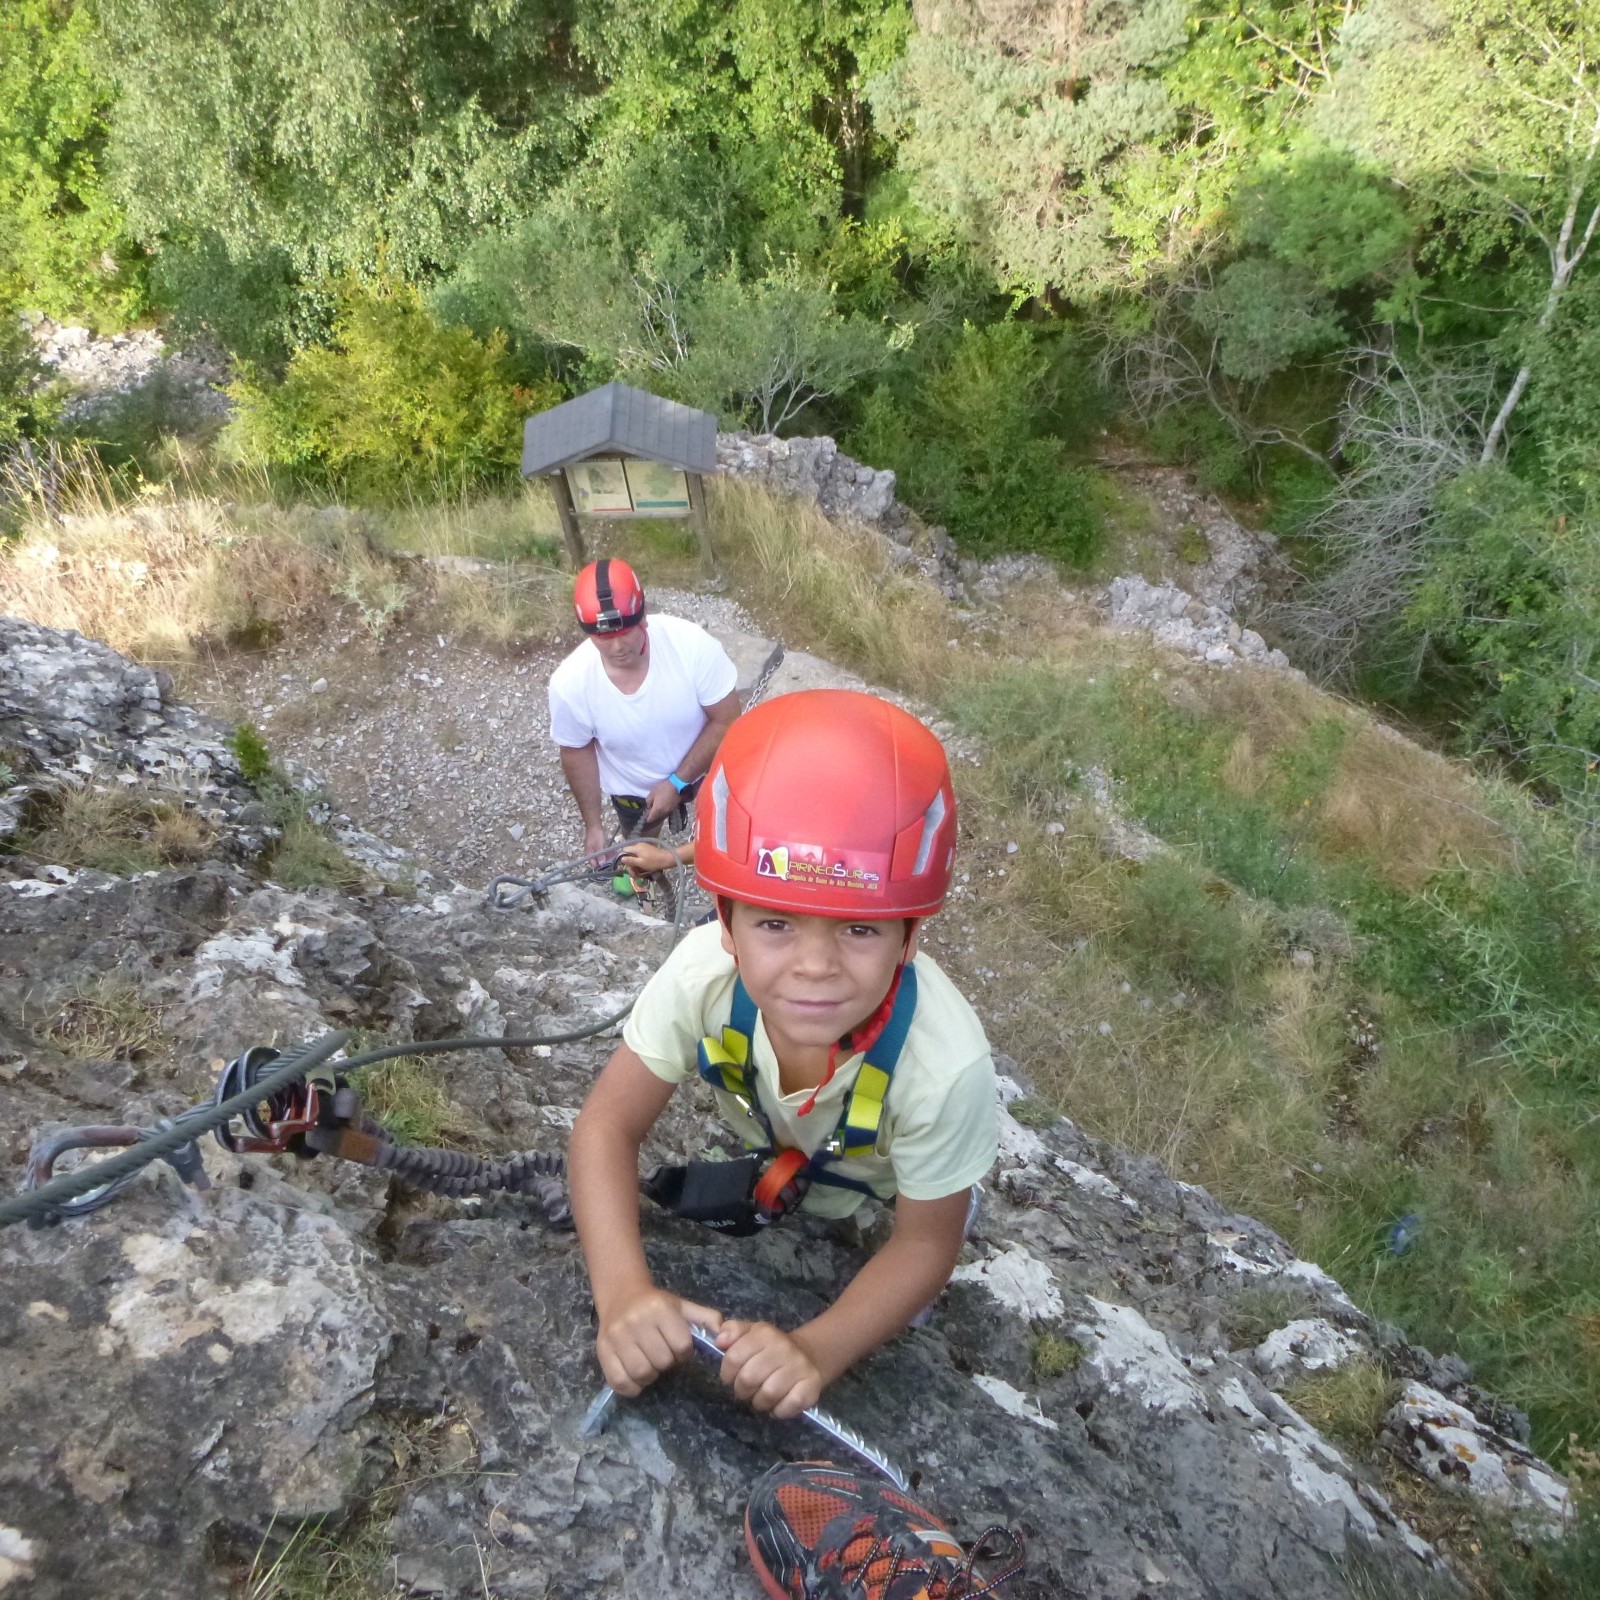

667,771,689,794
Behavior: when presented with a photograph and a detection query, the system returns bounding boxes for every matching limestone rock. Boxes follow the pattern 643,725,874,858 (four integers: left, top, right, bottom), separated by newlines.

0,614,1568,1597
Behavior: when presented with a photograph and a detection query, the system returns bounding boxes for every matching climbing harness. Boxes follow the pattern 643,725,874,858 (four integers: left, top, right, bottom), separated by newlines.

641,965,918,1235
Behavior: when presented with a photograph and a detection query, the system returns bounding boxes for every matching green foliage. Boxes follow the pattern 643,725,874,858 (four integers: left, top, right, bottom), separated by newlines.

223,281,550,500
570,0,911,263
1030,1331,1084,1380
451,203,891,430
1006,1096,1059,1129
147,234,303,370
0,316,51,447
850,321,1102,564
228,723,275,787
676,261,890,430
1480,1455,1600,1599
1119,856,1261,991
870,0,1189,300
1194,257,1346,383
95,0,583,294
348,1056,453,1146
947,658,1600,1454
1146,404,1252,495
270,814,365,892
1407,468,1600,802
0,0,143,324
60,365,220,478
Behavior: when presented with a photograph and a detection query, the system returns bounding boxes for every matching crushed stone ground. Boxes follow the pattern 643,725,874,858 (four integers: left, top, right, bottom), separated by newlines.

184,585,764,892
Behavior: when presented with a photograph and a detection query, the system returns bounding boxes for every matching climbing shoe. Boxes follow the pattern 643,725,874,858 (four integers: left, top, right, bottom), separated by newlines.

744,1460,1025,1599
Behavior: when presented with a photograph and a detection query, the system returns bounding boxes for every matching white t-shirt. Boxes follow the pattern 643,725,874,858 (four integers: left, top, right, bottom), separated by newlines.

547,614,738,797
625,921,999,1218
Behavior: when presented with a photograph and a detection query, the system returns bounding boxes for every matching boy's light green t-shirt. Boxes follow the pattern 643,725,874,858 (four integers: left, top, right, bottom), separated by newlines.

624,921,999,1219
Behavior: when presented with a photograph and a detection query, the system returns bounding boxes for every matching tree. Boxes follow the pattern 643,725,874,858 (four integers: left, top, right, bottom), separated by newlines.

1408,467,1600,799
1321,0,1600,460
95,0,583,320
448,209,888,430
677,262,890,430
869,0,1189,300
571,0,911,241
0,0,142,323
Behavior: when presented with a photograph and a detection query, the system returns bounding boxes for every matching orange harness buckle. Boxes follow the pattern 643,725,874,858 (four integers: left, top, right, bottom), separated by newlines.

752,1147,811,1217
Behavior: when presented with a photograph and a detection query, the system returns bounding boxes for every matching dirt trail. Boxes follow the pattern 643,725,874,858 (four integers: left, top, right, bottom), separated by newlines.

184,585,779,890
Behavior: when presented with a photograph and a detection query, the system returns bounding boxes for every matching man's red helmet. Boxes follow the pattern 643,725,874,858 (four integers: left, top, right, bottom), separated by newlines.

574,558,646,634
695,689,956,918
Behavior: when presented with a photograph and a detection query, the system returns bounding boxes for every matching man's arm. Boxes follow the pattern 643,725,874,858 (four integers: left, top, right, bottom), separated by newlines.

715,1187,970,1417
642,689,743,824
559,742,609,855
568,1043,722,1393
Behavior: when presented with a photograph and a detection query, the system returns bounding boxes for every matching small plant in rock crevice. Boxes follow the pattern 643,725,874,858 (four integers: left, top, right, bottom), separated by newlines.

1031,1331,1084,1381
225,723,366,891
11,779,216,874
1282,1360,1397,1454
39,974,163,1062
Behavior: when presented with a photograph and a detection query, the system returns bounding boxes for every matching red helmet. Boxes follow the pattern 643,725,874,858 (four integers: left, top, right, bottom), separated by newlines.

574,558,645,634
695,690,956,918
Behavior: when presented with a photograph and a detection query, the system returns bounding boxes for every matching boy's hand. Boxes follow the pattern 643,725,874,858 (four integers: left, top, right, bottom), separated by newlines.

597,1292,723,1396
620,839,677,878
714,1320,823,1419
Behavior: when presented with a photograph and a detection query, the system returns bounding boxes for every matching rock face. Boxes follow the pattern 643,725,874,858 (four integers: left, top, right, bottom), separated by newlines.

1103,575,1298,674
0,617,1566,1598
716,431,963,590
28,319,230,429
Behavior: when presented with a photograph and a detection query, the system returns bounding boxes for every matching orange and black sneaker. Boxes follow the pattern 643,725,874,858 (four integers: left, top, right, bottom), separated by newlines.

743,1461,1025,1600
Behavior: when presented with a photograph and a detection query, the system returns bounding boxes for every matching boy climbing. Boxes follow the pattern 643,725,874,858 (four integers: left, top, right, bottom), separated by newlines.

568,688,999,1420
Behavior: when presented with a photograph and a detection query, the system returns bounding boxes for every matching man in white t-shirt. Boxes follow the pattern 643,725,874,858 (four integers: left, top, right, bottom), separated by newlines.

548,558,741,853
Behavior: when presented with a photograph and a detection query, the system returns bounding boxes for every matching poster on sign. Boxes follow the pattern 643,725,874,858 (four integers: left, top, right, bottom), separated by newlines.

567,459,633,514
623,459,692,515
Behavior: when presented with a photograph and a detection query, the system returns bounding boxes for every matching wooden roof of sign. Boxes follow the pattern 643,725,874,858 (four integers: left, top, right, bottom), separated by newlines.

520,382,719,478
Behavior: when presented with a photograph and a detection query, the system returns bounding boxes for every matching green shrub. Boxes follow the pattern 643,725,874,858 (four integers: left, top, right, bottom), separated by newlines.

1119,856,1262,990
223,280,558,501
1146,404,1251,496
849,322,1102,566
1406,468,1600,805
0,317,44,448
228,723,275,787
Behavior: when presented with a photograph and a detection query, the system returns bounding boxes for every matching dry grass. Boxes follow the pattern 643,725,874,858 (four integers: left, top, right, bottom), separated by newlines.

431,565,571,650
17,780,217,874
0,489,334,661
1199,669,1509,887
40,974,163,1062
1283,1360,1398,1453
0,462,418,661
707,477,959,694
379,484,562,563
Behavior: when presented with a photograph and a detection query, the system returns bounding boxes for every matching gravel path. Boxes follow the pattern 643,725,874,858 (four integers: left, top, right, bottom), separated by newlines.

185,585,797,892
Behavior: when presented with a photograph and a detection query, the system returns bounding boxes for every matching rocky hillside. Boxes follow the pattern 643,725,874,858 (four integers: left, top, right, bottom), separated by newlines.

0,615,1571,1600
